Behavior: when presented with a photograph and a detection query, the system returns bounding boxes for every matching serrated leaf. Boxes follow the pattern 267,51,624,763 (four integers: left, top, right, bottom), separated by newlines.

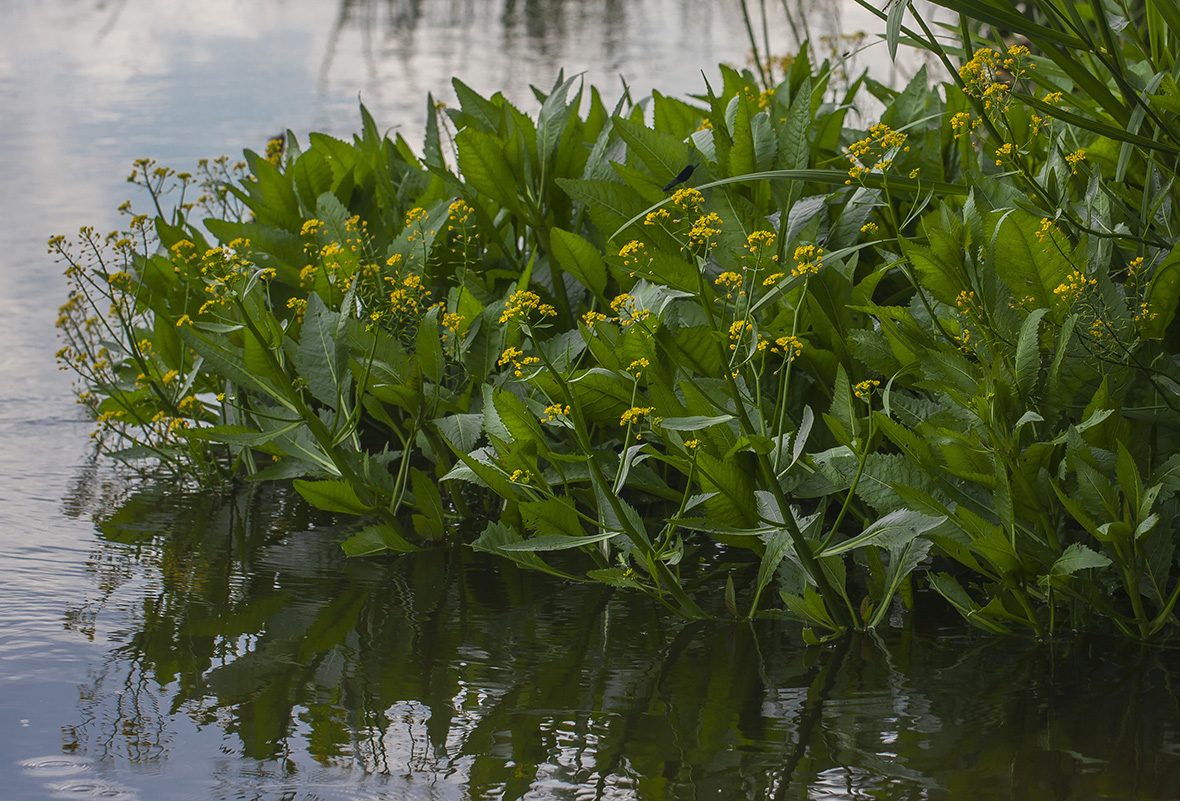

433,413,484,452
520,496,584,539
1049,543,1111,576
1015,308,1048,396
820,508,945,557
296,293,346,408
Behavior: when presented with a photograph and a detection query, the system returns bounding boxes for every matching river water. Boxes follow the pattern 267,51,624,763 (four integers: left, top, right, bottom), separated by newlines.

2,1,1179,799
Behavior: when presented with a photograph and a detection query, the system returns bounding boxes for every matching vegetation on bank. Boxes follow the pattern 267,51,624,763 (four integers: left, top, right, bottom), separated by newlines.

52,0,1180,639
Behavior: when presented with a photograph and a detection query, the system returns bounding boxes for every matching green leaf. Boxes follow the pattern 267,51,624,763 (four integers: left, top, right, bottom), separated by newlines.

990,210,1073,310
612,115,696,181
1116,441,1143,517
1143,246,1180,338
433,413,484,452
471,521,573,578
820,508,945,557
886,0,906,59
1015,308,1048,396
499,531,618,552
456,128,523,214
550,227,607,301
658,414,735,431
1049,543,1111,576
416,307,445,384
750,528,793,616
293,479,373,515
520,496,584,539
296,293,346,408
868,539,932,628
342,524,418,556
537,73,581,164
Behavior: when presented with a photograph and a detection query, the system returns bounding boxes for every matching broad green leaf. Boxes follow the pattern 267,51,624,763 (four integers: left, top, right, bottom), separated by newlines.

416,307,445,384
1143,246,1180,338
820,508,945,557
659,414,736,431
456,128,523,214
750,528,793,616
296,293,346,408
1049,543,1111,576
612,115,696,182
550,227,607,300
433,413,484,452
520,496,584,539
868,538,932,628
537,73,581,164
342,524,418,555
293,478,373,515
990,209,1073,310
1015,308,1048,396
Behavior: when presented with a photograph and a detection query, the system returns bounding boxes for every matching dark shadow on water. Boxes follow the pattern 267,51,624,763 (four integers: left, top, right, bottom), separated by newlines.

52,482,1180,799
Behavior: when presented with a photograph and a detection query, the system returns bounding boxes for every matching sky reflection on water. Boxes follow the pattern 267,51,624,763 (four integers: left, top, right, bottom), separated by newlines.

5,1,1177,799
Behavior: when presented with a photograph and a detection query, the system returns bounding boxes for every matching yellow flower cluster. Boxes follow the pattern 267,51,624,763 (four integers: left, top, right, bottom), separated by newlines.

959,47,1033,114
582,310,608,329
688,212,722,248
728,319,752,350
772,335,803,361
610,293,651,327
499,290,556,324
627,358,650,378
539,403,571,423
619,240,652,274
791,244,823,277
853,379,881,400
620,406,655,426
1065,149,1086,175
1054,270,1096,305
644,208,671,226
498,346,541,378
671,187,704,214
746,230,776,253
716,271,742,292
846,123,908,183
388,273,433,316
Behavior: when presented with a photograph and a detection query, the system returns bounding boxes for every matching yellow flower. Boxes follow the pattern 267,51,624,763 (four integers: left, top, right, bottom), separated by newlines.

1065,149,1086,174
791,244,823,277
853,379,880,400
715,271,742,291
746,230,776,252
620,406,655,426
582,310,608,329
644,208,671,226
498,346,523,366
499,290,554,324
671,187,704,213
627,358,650,378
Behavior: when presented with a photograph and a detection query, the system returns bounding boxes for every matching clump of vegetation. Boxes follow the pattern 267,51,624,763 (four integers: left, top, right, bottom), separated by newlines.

54,0,1180,639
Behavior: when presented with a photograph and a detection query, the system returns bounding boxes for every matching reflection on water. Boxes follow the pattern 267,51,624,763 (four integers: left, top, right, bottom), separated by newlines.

42,483,1180,799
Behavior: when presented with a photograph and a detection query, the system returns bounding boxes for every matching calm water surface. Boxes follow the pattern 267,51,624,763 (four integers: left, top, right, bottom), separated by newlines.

1,1,1179,799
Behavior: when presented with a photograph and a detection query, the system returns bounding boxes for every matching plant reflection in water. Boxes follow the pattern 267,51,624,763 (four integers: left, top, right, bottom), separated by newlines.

56,482,1180,799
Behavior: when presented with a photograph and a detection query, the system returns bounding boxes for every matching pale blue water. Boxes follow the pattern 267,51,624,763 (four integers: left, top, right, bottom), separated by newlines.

3,2,1178,799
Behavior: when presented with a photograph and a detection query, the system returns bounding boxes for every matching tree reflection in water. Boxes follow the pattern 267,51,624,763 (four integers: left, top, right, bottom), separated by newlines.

58,483,1180,799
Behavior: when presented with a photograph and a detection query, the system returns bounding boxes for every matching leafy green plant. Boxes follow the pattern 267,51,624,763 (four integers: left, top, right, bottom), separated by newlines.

54,3,1180,639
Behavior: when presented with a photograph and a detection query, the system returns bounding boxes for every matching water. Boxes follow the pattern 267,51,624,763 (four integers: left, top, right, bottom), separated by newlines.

1,1,1179,798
